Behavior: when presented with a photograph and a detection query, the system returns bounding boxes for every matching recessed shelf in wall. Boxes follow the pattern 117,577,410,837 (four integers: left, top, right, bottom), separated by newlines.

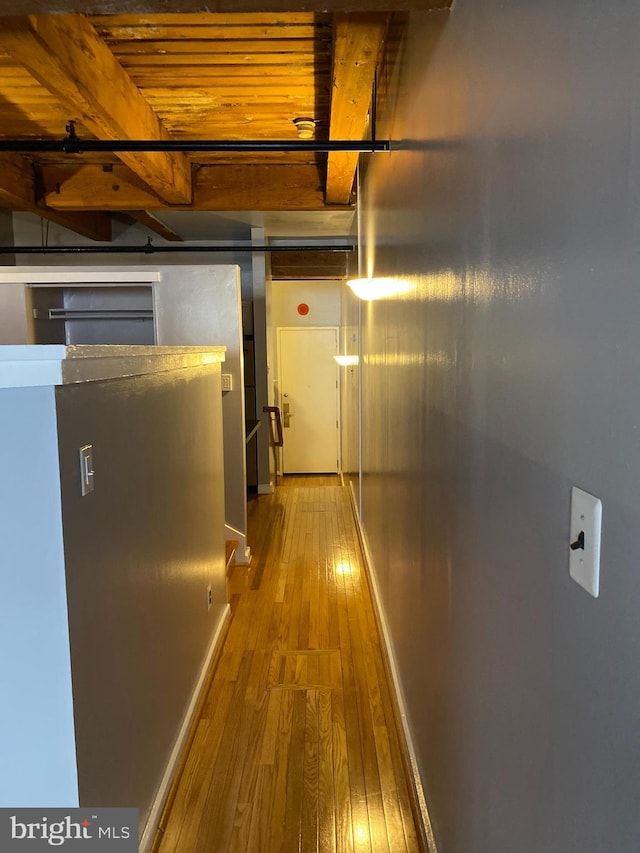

34,308,154,321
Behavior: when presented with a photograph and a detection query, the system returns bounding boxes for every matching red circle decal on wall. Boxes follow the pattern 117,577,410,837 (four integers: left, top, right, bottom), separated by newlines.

297,303,310,316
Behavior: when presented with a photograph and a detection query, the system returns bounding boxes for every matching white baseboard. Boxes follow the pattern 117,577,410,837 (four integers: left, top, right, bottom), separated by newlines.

224,523,251,564
257,481,274,495
347,483,438,853
139,604,232,853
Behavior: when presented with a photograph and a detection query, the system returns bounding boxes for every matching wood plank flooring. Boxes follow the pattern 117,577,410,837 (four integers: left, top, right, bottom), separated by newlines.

154,479,423,853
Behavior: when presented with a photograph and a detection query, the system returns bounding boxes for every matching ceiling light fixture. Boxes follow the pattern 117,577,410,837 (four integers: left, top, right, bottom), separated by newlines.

293,117,317,139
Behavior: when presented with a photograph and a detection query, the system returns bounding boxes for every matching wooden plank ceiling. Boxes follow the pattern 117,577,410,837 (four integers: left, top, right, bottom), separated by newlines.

0,12,390,244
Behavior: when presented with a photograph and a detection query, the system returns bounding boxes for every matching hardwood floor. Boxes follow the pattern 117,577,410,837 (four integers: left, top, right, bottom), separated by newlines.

277,474,343,488
155,482,423,853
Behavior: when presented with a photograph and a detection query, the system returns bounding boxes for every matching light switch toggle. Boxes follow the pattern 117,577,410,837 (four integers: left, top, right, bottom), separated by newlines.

570,531,585,551
79,444,95,496
569,487,602,598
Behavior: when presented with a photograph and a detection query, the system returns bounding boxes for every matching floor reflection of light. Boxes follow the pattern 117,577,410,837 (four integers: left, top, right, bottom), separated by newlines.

354,823,369,847
334,560,355,576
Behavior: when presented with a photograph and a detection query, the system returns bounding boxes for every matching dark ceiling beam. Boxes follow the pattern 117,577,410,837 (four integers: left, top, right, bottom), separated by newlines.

270,249,352,279
29,207,112,243
127,211,184,242
0,152,112,241
2,2,452,13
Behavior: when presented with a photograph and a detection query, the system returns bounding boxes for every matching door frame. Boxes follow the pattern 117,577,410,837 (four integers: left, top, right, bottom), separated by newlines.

276,325,340,476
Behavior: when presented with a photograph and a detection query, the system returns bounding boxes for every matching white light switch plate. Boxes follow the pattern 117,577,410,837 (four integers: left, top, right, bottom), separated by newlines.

79,444,94,496
569,486,602,597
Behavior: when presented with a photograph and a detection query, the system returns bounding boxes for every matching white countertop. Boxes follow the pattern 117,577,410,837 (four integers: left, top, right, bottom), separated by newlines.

0,344,226,389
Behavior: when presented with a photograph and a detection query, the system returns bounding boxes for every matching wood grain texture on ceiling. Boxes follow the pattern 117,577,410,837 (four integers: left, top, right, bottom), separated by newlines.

6,1,451,13
90,13,333,143
0,7,450,258
0,11,391,243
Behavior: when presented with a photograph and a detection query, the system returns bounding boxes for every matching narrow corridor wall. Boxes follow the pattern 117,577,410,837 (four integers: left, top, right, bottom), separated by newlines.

357,2,640,851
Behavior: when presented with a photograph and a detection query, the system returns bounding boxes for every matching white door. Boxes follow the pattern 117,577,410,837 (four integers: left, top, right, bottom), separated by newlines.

278,327,339,473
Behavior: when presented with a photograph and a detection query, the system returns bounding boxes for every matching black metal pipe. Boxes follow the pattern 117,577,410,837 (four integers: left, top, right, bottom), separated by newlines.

0,139,391,154
0,243,356,255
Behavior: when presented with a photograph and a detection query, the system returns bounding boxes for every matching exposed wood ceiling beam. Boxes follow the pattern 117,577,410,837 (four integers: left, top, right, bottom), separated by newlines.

127,211,183,241
41,164,351,211
90,15,328,40
0,15,192,205
30,208,112,242
0,151,111,241
0,152,35,208
326,13,389,205
3,3,452,13
31,207,112,243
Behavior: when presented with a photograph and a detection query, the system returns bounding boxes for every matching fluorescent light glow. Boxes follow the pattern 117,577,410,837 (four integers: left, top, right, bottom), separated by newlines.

333,355,359,366
346,277,412,301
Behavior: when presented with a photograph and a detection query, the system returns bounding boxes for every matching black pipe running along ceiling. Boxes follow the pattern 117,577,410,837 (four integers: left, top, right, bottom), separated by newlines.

0,139,391,154
0,243,356,255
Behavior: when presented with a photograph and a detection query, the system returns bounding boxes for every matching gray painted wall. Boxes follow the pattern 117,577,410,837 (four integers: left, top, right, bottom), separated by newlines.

356,2,640,851
340,286,360,500
55,365,226,830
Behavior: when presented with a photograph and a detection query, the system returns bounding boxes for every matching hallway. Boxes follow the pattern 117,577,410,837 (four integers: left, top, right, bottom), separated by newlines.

154,477,422,852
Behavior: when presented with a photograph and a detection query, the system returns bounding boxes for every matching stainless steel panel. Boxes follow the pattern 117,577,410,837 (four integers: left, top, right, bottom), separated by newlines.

63,286,154,345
